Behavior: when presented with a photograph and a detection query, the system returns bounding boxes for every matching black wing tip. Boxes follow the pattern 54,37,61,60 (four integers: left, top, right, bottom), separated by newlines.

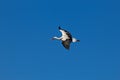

58,26,61,30
66,48,70,50
63,44,70,50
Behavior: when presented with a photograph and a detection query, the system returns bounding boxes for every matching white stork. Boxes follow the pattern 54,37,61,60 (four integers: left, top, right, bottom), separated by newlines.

52,26,80,50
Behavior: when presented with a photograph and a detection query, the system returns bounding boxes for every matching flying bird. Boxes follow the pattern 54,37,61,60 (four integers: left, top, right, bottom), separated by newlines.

52,26,80,50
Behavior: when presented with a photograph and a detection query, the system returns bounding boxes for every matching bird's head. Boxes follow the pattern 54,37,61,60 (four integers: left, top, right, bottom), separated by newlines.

52,36,57,40
51,36,58,40
51,36,62,40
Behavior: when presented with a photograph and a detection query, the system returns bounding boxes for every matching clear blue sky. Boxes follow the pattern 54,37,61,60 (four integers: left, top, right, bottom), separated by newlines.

0,0,120,80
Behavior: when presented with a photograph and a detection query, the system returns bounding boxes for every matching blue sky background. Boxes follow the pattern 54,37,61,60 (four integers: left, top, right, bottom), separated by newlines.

0,0,120,80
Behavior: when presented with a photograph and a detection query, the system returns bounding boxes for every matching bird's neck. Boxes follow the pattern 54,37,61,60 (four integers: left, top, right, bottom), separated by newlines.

53,37,62,40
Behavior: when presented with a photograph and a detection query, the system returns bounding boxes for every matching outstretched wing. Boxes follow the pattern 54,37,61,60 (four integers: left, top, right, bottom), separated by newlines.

58,26,72,41
62,39,71,50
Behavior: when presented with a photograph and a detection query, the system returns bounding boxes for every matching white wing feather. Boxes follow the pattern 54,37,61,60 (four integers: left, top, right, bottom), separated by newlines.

59,30,69,41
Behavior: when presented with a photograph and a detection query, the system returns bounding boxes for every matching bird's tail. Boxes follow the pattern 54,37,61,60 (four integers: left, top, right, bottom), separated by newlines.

77,40,80,42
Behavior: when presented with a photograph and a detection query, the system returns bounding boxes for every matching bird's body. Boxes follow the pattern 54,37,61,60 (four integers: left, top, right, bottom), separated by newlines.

52,26,80,50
